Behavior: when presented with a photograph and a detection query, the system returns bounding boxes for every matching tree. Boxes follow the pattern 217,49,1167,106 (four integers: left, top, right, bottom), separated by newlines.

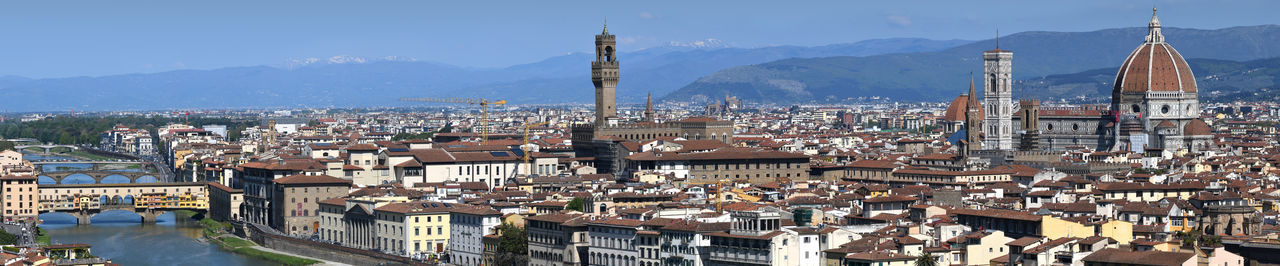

495,223,528,265
0,140,13,151
914,253,938,266
0,230,16,245
566,197,585,212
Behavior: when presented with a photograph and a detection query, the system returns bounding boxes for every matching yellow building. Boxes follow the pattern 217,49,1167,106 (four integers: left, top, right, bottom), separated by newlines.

1098,220,1134,245
374,201,456,257
1040,216,1094,240
966,230,1013,265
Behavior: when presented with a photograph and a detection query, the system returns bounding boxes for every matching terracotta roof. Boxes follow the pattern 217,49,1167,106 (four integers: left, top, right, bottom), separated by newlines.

1184,119,1211,135
863,195,917,203
318,197,347,206
1114,41,1197,93
951,208,1042,222
273,174,352,185
375,201,459,214
207,182,241,193
1081,248,1195,266
943,94,985,121
845,251,915,261
625,147,808,161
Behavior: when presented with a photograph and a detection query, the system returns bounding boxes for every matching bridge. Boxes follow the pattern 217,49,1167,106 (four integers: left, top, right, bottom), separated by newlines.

33,159,164,184
38,182,208,224
30,160,147,165
15,144,81,154
38,171,160,184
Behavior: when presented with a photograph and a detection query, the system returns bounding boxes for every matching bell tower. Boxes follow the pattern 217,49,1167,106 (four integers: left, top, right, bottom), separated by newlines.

983,36,1014,151
592,22,619,126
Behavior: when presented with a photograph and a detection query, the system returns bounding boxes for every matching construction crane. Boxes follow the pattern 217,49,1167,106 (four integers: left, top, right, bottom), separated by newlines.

399,97,507,145
521,121,550,176
715,176,731,215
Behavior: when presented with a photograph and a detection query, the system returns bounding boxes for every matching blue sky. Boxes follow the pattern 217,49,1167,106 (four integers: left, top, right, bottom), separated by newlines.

0,0,1272,78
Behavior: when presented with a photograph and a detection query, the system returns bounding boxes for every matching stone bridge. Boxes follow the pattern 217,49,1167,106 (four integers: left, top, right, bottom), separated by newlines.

15,144,80,154
38,182,209,224
38,171,159,184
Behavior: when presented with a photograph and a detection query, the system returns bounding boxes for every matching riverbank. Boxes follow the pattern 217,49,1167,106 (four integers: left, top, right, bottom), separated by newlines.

198,218,323,266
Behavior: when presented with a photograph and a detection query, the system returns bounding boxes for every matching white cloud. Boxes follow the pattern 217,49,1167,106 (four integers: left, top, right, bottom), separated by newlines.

887,15,912,27
639,11,657,19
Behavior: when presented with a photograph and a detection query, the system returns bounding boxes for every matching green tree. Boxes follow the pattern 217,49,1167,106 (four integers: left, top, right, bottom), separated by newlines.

0,140,14,151
566,197,585,212
0,230,16,245
495,223,528,265
914,253,937,266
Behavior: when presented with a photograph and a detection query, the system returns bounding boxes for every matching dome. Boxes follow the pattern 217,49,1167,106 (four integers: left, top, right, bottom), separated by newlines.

943,94,984,122
1113,9,1197,94
1184,119,1211,135
1155,120,1176,129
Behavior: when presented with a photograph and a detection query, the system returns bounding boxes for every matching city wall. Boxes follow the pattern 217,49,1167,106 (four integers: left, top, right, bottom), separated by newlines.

243,223,425,266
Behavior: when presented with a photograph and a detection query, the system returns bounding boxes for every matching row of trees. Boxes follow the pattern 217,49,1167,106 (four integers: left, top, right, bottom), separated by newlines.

0,115,257,145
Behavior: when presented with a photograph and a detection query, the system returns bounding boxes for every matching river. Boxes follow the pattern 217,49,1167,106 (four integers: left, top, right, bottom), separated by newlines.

31,150,272,265
39,212,274,266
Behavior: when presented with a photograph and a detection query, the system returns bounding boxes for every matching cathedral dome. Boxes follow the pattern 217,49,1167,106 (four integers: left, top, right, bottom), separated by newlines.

943,94,983,122
1113,9,1197,94
1184,119,1211,135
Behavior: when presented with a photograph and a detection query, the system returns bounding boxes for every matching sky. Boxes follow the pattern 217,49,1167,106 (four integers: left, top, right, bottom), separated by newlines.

0,0,1273,78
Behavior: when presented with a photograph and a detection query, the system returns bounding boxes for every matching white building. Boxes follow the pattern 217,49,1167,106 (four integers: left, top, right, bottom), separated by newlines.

448,206,503,266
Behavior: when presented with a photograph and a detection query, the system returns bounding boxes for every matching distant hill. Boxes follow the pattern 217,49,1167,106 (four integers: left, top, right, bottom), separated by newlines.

1018,57,1280,102
0,38,969,112
664,25,1280,104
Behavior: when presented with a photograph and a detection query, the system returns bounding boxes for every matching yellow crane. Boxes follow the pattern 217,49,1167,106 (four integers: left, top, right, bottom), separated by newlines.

521,121,549,176
399,97,507,145
716,177,731,214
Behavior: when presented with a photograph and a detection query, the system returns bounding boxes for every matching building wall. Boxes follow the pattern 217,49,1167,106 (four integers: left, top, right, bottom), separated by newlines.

271,184,349,235
684,159,809,185
407,161,518,189
966,231,1012,265
1041,216,1094,240
0,176,37,222
587,224,640,266
1098,220,1134,245
449,212,501,266
208,186,243,222
374,211,408,255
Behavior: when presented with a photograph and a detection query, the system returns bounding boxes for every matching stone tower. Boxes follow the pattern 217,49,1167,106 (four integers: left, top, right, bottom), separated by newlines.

983,40,1014,150
592,23,620,126
644,93,655,122
964,77,983,156
1018,99,1041,151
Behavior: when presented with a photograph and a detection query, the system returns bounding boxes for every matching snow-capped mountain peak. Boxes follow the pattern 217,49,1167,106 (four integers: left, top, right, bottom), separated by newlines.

281,55,418,69
665,38,730,49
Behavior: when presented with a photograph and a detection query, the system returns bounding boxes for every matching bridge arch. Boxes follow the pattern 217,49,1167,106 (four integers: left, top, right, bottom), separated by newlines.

38,176,56,185
38,212,79,224
136,176,158,183
101,175,131,184
91,210,144,223
62,174,95,185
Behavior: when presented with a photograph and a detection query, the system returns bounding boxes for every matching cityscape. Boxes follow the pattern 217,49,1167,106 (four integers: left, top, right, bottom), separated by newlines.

1,1,1280,266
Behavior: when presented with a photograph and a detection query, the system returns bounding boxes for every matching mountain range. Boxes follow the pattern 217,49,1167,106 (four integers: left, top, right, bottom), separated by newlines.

1,24,1278,112
0,38,970,112
665,25,1280,104
1017,57,1280,102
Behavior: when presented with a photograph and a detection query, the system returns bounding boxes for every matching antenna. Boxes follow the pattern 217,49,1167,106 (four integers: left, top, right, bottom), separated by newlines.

996,28,1000,49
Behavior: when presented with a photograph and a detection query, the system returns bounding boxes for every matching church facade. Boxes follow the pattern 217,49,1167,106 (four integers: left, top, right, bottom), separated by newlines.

947,9,1213,153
